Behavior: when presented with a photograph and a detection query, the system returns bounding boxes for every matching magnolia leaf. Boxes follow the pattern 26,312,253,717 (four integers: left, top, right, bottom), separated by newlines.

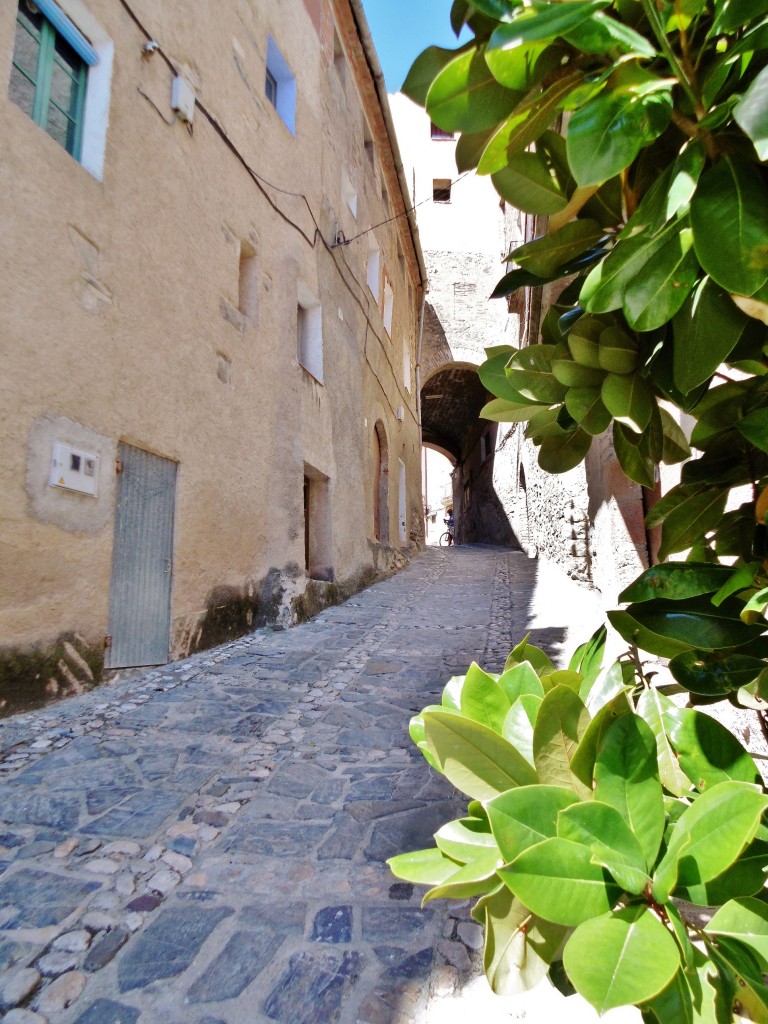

594,712,665,868
401,46,465,105
480,886,567,996
569,624,608,677
492,151,567,215
435,816,498,863
478,350,526,403
487,784,580,862
501,694,541,765
480,397,544,423
657,487,728,561
498,660,546,701
608,609,691,659
423,848,504,902
387,846,460,886
423,708,538,800
734,65,768,160
510,220,604,278
460,661,512,732
679,839,768,906
627,596,767,653
563,907,681,1013
601,373,654,433
491,266,556,299
505,634,555,674
564,387,612,435
484,37,555,91
499,837,621,926
663,706,761,791
563,11,657,57
737,408,768,453
707,898,768,971
612,422,656,488
537,427,591,473
567,87,673,187
691,156,768,296
533,684,591,794
660,407,692,464
652,781,768,903
706,936,768,1022
623,225,700,331
619,563,733,603
673,277,753,393
558,801,650,894
409,713,441,771
571,689,632,787
488,1,608,50
426,49,522,132
582,221,680,313
507,345,568,404
456,126,497,171
669,650,764,699
442,676,465,710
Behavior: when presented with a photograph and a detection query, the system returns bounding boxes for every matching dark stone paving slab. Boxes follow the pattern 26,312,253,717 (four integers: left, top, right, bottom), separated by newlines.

73,999,140,1024
263,950,364,1024
0,868,99,927
186,928,277,1004
81,790,183,837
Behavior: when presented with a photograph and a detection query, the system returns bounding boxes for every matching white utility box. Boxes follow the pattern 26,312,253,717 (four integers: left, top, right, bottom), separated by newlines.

171,75,196,123
49,442,99,497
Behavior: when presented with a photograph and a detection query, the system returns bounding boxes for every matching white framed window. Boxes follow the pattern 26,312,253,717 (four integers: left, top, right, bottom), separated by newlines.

366,238,380,300
430,121,454,140
297,282,322,382
266,35,296,134
9,0,113,179
433,178,452,203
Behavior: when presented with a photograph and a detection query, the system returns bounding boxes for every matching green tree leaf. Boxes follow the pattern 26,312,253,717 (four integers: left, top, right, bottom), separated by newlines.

623,224,700,331
564,386,612,435
507,345,568,403
663,706,761,791
423,848,504,902
619,563,733,603
498,660,546,701
409,712,441,771
673,277,753,393
387,846,461,886
734,64,768,160
487,784,580,861
594,712,665,868
652,781,768,903
401,45,466,105
480,397,545,423
737,407,768,453
707,898,768,971
499,836,621,926
601,373,655,433
501,694,541,765
657,486,729,561
533,684,592,793
608,609,692,659
571,689,632,786
492,151,567,215
563,11,657,57
564,906,680,1013
678,839,768,905
669,649,765,699
690,156,768,297
423,707,538,800
435,815,500,862
612,422,656,488
460,661,512,731
509,220,604,278
488,1,608,50
567,86,673,186
558,800,650,893
426,48,522,132
660,407,692,464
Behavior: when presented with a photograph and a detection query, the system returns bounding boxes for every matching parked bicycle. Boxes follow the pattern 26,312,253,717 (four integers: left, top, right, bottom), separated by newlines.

439,513,454,547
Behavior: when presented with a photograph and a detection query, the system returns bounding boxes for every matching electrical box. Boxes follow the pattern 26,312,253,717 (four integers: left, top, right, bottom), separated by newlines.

49,442,99,497
171,75,195,123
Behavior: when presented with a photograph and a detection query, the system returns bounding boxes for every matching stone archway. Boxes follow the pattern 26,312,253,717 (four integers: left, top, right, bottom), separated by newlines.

373,420,389,543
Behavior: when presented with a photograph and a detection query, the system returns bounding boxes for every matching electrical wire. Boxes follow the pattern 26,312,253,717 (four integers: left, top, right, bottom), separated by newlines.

116,0,421,420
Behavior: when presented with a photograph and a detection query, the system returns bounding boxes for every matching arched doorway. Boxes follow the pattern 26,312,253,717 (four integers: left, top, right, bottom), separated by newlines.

373,421,389,543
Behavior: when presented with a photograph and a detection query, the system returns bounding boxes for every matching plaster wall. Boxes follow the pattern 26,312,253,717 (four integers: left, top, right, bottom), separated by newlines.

0,0,424,706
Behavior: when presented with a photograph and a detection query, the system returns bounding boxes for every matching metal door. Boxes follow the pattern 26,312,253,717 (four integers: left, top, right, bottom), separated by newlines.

106,444,177,668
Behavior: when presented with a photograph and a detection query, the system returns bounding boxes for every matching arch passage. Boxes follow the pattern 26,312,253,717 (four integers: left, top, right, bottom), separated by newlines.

421,367,488,463
373,420,389,543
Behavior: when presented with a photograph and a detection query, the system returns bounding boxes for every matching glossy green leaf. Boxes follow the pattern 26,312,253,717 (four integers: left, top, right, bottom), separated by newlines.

734,64,768,160
487,784,580,862
738,407,768,453
480,886,567,997
567,86,673,187
619,563,734,603
563,11,657,57
435,816,497,863
423,847,504,902
564,906,681,1013
422,708,538,800
626,596,765,653
505,634,555,675
499,837,621,926
623,225,699,331
409,713,441,771
387,846,460,886
501,694,540,765
558,801,649,893
678,838,768,906
497,660,546,701
660,407,692,464
706,936,768,1023
484,37,556,90
663,706,761,791
642,945,718,1024
571,690,632,786
401,45,466,106
509,220,604,278
569,624,608,677
533,685,591,794
491,151,567,215
673,649,765,698
488,2,608,49
601,373,654,433
716,0,768,31
707,898,768,971
673,278,753,393
691,157,768,296
442,676,464,710
507,346,568,404
652,781,768,903
608,609,691,659
552,357,606,389
597,326,638,374
480,397,543,423
594,712,665,868
564,387,612,435
538,426,591,473
456,126,497,171
657,487,728,561
460,661,512,732
478,350,525,403
478,70,584,175
612,422,655,488
426,49,522,132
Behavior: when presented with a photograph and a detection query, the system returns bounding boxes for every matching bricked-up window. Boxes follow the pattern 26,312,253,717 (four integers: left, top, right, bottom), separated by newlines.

430,121,454,140
238,241,258,322
367,238,380,300
297,283,323,382
433,179,452,203
266,35,296,134
383,276,394,335
363,118,375,166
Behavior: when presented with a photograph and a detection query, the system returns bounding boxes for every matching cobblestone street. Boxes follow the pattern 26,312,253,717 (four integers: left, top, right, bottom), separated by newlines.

0,547,605,1024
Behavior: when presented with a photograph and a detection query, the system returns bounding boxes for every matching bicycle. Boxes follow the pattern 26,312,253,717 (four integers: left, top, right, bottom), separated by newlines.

439,519,454,546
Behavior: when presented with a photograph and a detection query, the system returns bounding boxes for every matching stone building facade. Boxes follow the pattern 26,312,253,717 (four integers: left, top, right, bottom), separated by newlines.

0,0,426,711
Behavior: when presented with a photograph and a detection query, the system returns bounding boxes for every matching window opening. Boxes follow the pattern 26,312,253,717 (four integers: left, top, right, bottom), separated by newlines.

265,67,277,107
383,276,394,335
297,284,323,382
10,0,92,159
333,29,346,85
433,178,452,203
430,121,454,140
266,35,296,134
238,241,258,321
366,238,380,300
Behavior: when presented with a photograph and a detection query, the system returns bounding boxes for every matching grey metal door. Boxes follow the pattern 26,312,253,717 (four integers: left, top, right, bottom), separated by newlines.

106,444,177,668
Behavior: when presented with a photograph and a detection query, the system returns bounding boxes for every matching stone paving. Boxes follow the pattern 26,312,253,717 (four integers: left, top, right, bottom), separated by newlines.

0,547,604,1024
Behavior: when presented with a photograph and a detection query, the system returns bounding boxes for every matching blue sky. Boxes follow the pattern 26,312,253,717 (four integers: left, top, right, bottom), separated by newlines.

361,0,462,92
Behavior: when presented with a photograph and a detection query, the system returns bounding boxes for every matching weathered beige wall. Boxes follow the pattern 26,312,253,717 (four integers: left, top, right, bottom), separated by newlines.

0,0,424,706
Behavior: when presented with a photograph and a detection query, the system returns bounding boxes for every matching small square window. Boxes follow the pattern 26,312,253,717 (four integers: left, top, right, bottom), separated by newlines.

266,35,296,134
433,179,452,204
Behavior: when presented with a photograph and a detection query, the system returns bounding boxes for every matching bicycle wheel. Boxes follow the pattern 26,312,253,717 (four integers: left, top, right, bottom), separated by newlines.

438,532,450,547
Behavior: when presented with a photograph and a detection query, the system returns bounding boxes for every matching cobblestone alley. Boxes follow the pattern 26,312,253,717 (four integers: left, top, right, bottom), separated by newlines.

0,547,605,1024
